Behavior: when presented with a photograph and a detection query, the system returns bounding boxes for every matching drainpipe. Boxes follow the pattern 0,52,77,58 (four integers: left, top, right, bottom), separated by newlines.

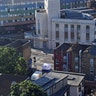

79,50,82,73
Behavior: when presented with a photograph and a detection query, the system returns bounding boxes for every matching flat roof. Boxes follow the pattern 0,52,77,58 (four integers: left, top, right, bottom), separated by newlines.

52,71,85,86
34,71,68,90
67,74,84,86
34,70,85,90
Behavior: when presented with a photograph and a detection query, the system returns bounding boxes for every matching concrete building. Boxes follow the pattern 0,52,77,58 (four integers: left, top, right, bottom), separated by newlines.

33,71,85,96
0,0,89,35
0,0,44,34
60,0,88,9
35,0,96,49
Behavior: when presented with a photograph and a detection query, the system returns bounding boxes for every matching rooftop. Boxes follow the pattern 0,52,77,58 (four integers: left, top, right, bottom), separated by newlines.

53,71,85,86
0,38,12,46
6,39,31,49
34,70,85,91
54,43,71,50
67,44,89,53
33,71,68,90
60,9,94,20
0,73,26,96
84,45,96,56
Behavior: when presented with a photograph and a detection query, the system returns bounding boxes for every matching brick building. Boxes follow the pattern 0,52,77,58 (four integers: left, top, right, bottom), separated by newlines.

54,43,71,71
67,44,89,72
82,43,96,76
54,43,89,72
7,39,31,61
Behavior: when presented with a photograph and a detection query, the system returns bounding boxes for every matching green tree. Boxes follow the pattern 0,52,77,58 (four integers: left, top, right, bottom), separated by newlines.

0,46,27,74
10,80,47,96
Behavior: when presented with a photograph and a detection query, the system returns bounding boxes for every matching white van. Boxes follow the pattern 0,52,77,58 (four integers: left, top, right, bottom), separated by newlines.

31,71,42,80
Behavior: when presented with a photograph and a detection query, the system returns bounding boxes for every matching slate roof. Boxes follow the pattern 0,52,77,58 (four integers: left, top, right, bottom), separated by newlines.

0,73,26,96
60,9,94,20
0,38,12,46
7,39,30,49
54,43,71,51
80,9,96,15
67,44,89,53
84,45,96,56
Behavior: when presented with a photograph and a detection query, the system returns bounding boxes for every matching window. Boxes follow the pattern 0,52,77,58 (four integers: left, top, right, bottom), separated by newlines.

25,8,27,10
90,69,94,74
63,56,67,62
26,18,28,21
90,58,94,66
55,59,59,65
64,24,68,40
86,25,90,41
63,64,67,69
71,25,74,40
56,24,59,31
74,57,78,63
56,31,59,40
86,33,90,41
55,67,59,70
90,58,94,74
56,24,59,28
38,19,40,34
82,62,86,67
74,57,79,72
15,20,17,22
75,65,78,72
77,25,81,41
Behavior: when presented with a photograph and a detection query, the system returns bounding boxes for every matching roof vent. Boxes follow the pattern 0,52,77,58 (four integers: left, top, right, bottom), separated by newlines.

68,76,75,80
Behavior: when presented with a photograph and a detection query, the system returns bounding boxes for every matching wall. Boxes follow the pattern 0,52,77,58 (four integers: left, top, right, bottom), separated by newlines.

70,86,78,96
52,19,95,49
22,42,31,61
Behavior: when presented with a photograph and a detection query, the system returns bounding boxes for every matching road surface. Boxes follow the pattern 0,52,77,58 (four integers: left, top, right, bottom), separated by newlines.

31,48,54,70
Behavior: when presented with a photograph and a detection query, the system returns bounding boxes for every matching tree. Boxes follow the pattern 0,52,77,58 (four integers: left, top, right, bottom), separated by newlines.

10,80,47,96
0,46,27,75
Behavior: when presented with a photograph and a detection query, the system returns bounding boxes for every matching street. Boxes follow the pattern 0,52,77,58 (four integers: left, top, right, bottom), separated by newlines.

31,48,54,70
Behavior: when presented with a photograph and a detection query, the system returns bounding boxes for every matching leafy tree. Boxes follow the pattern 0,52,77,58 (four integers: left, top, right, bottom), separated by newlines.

0,46,27,74
10,80,47,96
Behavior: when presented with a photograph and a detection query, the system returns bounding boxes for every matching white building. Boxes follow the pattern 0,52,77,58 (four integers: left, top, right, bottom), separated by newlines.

33,71,85,96
35,0,96,49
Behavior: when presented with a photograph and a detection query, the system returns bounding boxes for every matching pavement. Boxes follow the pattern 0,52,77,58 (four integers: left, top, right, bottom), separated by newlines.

31,48,54,70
